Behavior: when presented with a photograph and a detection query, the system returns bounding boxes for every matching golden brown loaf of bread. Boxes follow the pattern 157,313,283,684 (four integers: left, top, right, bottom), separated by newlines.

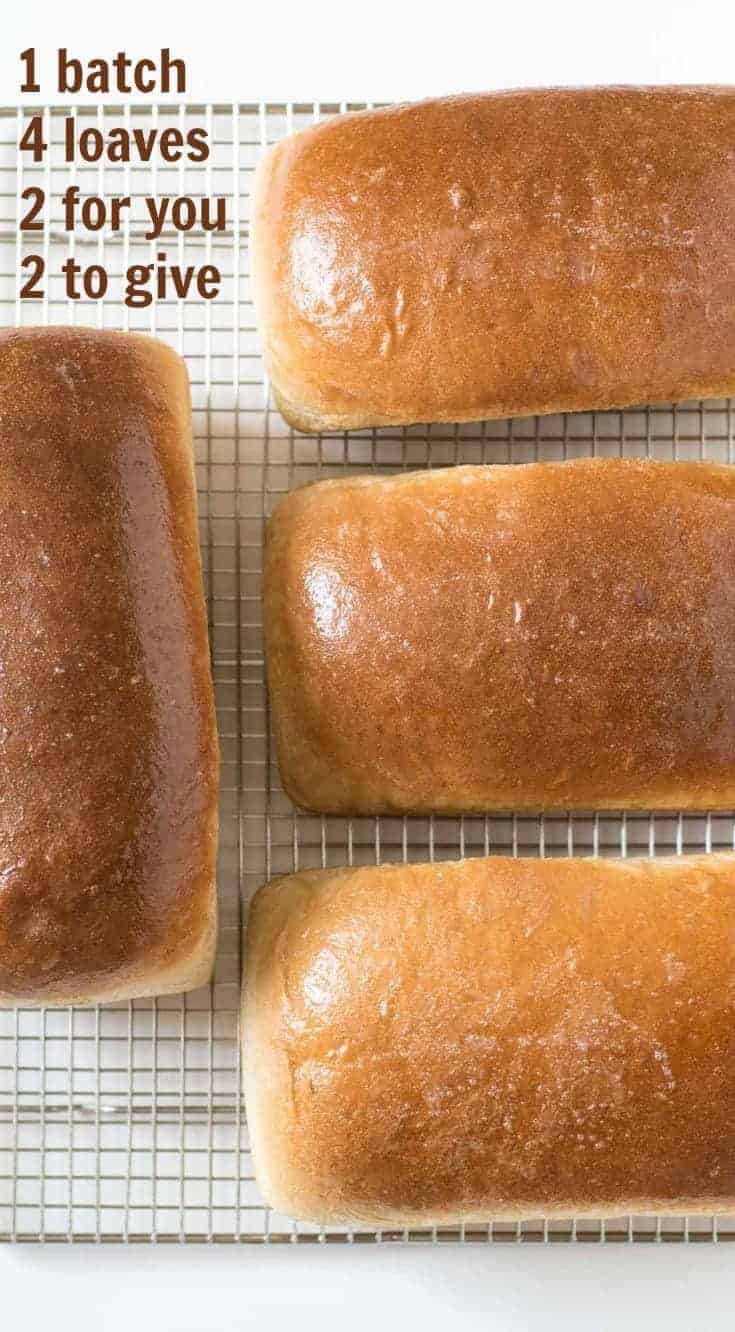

264,457,735,814
244,853,735,1227
252,87,735,433
0,327,219,1004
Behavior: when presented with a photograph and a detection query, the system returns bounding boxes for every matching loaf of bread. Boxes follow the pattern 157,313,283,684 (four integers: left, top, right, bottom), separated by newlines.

0,327,219,1004
252,87,735,433
264,457,735,814
244,852,735,1226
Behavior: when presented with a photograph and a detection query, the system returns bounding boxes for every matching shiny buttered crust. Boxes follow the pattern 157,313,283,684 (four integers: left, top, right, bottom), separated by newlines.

0,327,219,1005
244,853,735,1227
252,87,735,433
264,457,735,815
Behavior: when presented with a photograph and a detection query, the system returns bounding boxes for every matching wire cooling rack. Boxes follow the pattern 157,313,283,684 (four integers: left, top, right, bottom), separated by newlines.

1,101,735,1244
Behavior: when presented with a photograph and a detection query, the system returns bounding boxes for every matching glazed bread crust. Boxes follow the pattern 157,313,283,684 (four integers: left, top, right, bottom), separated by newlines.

0,327,219,1004
244,854,735,1227
264,457,735,814
252,87,735,432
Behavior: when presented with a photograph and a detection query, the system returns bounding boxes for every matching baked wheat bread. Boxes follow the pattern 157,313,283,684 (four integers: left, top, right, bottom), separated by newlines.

244,853,735,1227
0,327,219,1004
264,457,735,814
252,87,735,432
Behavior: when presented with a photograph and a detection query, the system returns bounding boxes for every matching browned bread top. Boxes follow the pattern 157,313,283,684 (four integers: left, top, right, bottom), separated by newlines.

264,457,735,814
253,88,735,431
244,854,735,1226
0,326,219,1003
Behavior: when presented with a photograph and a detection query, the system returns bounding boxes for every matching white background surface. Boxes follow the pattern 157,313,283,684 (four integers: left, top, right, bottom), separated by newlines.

4,1,735,1325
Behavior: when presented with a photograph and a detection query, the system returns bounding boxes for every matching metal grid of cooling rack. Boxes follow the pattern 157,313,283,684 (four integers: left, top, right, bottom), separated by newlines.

1,101,735,1244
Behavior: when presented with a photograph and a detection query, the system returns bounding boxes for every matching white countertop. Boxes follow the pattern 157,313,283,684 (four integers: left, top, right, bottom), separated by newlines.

4,0,735,1325
6,0,735,104
6,1241,735,1331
